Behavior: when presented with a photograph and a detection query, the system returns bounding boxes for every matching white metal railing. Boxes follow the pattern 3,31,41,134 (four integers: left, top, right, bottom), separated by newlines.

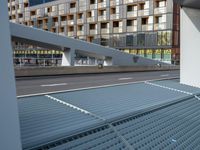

154,7,167,14
124,0,137,4
61,21,67,26
127,26,137,32
98,15,106,21
89,29,97,35
101,29,109,34
68,31,75,36
77,31,84,36
154,23,167,30
113,27,122,33
127,11,137,18
67,20,74,25
77,19,84,24
110,14,120,20
142,24,153,31
87,17,95,23
138,9,149,16
98,2,106,8
90,4,97,9
70,8,76,13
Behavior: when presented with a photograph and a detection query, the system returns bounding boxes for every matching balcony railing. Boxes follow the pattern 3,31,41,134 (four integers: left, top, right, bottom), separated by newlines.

127,26,137,32
110,14,120,20
124,0,137,4
154,7,167,14
110,0,120,6
77,19,84,24
89,29,97,35
70,8,76,13
142,24,153,31
50,11,58,16
68,31,75,37
127,11,137,18
59,32,65,36
61,21,67,26
67,20,75,25
101,29,109,34
77,31,84,36
98,2,106,8
138,9,149,16
87,17,95,23
59,9,66,15
98,15,106,21
113,27,122,33
154,23,167,30
90,4,97,9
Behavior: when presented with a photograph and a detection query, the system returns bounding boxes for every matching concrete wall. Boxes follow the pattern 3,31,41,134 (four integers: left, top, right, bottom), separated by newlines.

15,66,179,77
180,7,200,88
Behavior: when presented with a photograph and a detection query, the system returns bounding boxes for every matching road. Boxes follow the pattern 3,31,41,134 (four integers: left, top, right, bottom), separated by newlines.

16,70,179,96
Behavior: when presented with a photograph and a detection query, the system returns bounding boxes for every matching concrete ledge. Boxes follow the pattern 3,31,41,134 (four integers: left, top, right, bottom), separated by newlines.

15,65,180,77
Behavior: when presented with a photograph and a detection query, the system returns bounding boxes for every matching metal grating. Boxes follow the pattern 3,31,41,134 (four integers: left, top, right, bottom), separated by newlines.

18,96,101,149
51,82,187,120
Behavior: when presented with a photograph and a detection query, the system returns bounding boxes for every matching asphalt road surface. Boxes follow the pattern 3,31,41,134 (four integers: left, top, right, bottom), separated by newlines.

16,70,179,96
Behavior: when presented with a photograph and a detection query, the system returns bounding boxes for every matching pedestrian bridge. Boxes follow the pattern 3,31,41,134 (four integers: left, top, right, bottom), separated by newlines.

10,22,164,67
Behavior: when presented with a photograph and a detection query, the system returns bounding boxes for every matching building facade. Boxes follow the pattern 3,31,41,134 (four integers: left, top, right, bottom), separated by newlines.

8,0,180,64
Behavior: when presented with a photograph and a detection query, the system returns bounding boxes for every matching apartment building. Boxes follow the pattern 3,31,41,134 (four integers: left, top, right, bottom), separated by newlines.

8,0,180,64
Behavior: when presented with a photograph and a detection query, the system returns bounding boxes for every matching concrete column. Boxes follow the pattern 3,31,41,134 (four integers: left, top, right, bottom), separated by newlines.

180,7,200,88
104,57,113,66
0,0,22,150
61,48,75,66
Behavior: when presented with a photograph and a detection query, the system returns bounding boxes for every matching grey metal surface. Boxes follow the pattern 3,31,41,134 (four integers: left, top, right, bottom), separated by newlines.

153,79,200,94
113,97,200,149
18,96,101,149
18,79,200,150
51,82,187,120
50,125,128,150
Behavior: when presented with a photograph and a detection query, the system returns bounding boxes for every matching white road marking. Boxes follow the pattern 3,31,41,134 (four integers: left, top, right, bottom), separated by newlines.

40,83,68,87
118,77,133,81
17,77,178,98
160,74,169,77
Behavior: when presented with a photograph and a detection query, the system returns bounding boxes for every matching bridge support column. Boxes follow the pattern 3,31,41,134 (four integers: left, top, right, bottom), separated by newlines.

180,7,200,88
61,48,75,66
103,57,113,66
0,0,22,149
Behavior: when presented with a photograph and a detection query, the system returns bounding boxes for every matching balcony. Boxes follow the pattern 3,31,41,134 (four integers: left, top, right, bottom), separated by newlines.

142,24,153,31
154,7,167,14
59,9,66,15
113,27,122,33
52,22,59,27
11,19,16,23
110,14,120,20
127,26,137,32
87,17,95,23
89,29,97,35
51,11,58,16
68,31,75,37
124,0,137,4
138,9,149,16
17,8,24,14
23,0,29,3
30,15,36,19
98,2,106,8
68,20,75,25
90,4,97,9
36,10,44,17
11,1,15,6
77,31,84,36
59,32,65,36
154,23,167,30
61,21,67,26
77,19,84,24
12,11,16,15
18,18,24,22
101,29,109,34
98,15,106,21
127,11,137,18
70,8,76,13
110,0,119,6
